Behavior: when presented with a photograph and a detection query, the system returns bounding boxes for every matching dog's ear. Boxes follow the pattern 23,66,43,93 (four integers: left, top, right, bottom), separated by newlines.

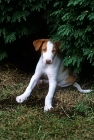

54,41,62,52
54,41,61,48
33,39,49,51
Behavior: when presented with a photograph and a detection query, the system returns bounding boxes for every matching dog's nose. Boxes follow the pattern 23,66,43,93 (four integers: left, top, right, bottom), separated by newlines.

46,59,51,64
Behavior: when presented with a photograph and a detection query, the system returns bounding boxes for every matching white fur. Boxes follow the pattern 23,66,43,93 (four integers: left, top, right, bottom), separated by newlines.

16,41,92,111
42,41,55,64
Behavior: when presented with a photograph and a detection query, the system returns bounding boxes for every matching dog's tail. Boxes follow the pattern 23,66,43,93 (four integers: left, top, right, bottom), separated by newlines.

73,82,92,93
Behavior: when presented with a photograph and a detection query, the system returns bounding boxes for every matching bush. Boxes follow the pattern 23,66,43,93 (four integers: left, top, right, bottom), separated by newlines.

46,0,94,73
0,0,51,59
0,0,94,75
0,0,51,43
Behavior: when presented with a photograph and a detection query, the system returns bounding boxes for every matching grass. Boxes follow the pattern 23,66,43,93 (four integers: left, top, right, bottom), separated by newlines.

0,62,94,140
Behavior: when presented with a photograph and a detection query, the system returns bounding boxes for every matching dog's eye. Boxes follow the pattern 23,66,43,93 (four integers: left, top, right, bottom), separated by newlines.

52,50,56,53
42,48,46,52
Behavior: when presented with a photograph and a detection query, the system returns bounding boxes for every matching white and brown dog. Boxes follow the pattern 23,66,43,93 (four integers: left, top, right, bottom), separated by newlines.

16,39,92,111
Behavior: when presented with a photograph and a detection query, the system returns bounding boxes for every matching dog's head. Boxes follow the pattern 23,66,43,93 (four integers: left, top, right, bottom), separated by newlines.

33,39,60,64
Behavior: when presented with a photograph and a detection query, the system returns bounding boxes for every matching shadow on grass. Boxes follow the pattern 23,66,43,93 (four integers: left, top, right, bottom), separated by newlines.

0,94,87,119
0,94,45,111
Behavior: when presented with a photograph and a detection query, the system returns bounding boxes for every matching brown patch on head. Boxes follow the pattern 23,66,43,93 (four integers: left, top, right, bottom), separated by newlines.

50,41,60,56
65,72,77,84
33,39,49,51
41,41,47,53
53,41,62,54
41,40,58,55
52,45,57,55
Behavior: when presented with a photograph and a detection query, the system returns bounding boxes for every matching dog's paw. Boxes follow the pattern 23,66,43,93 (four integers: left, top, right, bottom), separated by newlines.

44,105,53,112
16,95,27,103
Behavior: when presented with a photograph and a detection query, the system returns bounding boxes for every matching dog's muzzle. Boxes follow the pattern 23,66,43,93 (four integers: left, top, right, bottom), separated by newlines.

46,59,51,64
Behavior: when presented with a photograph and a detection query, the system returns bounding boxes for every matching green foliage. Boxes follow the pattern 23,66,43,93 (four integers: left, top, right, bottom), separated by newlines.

0,0,51,60
46,0,94,73
0,50,7,61
0,0,51,43
0,0,94,72
75,93,94,115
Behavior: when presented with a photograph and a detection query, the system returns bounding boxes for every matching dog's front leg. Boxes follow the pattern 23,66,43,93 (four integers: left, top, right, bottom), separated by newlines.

16,74,40,103
44,78,57,111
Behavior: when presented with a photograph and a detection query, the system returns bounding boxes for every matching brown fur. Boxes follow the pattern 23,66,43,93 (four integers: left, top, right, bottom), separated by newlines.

41,41,47,53
65,72,77,84
33,39,49,51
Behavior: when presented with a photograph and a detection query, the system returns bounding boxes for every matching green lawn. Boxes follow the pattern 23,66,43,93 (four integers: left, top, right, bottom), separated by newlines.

0,63,94,140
